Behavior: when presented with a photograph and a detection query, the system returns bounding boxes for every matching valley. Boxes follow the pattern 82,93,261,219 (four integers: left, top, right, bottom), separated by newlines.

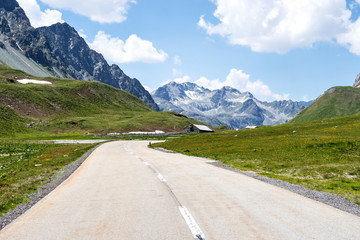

1,0,360,238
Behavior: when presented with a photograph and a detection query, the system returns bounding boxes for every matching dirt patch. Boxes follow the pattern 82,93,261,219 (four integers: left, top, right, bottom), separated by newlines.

0,97,47,119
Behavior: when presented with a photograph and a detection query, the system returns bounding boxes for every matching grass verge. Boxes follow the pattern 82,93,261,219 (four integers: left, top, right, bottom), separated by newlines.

0,141,97,216
154,114,360,205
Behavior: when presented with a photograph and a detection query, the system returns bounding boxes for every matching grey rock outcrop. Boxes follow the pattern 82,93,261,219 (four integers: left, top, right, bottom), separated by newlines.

353,73,360,88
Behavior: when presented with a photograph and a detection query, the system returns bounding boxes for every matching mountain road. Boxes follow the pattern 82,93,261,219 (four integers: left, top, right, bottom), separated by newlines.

0,141,359,239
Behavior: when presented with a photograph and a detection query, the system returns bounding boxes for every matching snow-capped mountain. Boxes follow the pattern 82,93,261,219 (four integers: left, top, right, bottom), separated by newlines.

152,82,307,129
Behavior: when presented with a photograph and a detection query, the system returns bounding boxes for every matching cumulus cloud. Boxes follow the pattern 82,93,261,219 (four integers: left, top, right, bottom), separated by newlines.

199,0,352,54
195,69,289,101
337,18,360,55
89,31,168,64
40,0,135,23
17,0,63,27
195,76,223,90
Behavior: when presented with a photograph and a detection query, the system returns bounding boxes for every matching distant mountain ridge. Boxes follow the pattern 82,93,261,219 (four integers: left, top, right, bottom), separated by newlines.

152,82,308,129
0,0,159,110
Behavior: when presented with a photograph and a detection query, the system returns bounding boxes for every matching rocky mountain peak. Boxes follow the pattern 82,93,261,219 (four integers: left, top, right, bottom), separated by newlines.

38,22,79,40
0,0,31,36
220,86,236,91
1,0,20,12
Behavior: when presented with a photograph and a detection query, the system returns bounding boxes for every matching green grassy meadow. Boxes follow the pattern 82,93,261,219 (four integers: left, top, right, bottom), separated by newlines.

0,141,96,215
154,114,360,205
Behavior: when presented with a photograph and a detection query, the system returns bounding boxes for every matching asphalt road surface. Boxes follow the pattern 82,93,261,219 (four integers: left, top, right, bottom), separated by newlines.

1,141,360,240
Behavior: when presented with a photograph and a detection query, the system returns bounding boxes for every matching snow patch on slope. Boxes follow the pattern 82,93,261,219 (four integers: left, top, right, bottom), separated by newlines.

17,79,52,84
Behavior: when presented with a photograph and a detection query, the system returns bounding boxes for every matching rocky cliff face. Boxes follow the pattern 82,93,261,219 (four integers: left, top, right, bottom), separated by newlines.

353,73,360,88
152,82,308,129
0,0,30,33
0,0,159,110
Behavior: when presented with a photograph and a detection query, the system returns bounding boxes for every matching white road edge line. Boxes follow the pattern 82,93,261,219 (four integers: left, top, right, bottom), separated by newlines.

143,162,150,166
179,206,205,240
157,173,167,182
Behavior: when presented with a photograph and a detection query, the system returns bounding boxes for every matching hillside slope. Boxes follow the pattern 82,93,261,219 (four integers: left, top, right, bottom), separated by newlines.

0,65,198,137
291,86,360,123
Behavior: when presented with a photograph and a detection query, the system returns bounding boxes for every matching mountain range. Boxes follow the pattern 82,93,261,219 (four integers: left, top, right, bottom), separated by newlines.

0,0,315,130
152,82,311,129
0,0,159,110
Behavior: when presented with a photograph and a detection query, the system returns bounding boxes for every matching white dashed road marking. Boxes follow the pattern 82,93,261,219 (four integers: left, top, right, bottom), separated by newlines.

157,173,167,182
179,207,205,240
135,146,205,239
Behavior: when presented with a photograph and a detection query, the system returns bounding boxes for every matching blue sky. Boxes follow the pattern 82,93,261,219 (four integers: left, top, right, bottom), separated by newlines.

17,0,360,102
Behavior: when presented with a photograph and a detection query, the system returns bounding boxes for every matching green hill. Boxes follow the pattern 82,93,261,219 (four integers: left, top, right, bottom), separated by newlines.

290,86,360,123
0,65,199,138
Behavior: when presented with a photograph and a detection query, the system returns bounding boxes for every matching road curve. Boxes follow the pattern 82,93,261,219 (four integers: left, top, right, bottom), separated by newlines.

0,141,359,240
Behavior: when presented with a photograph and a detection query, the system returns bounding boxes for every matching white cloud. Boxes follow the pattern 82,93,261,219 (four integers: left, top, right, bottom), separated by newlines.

143,84,152,92
199,0,352,54
162,75,191,86
89,31,168,64
18,0,64,27
40,0,135,23
172,68,182,77
302,96,309,101
78,29,88,39
174,75,191,83
337,18,360,55
195,69,289,101
195,76,223,90
172,56,183,76
173,56,182,65
225,69,289,100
